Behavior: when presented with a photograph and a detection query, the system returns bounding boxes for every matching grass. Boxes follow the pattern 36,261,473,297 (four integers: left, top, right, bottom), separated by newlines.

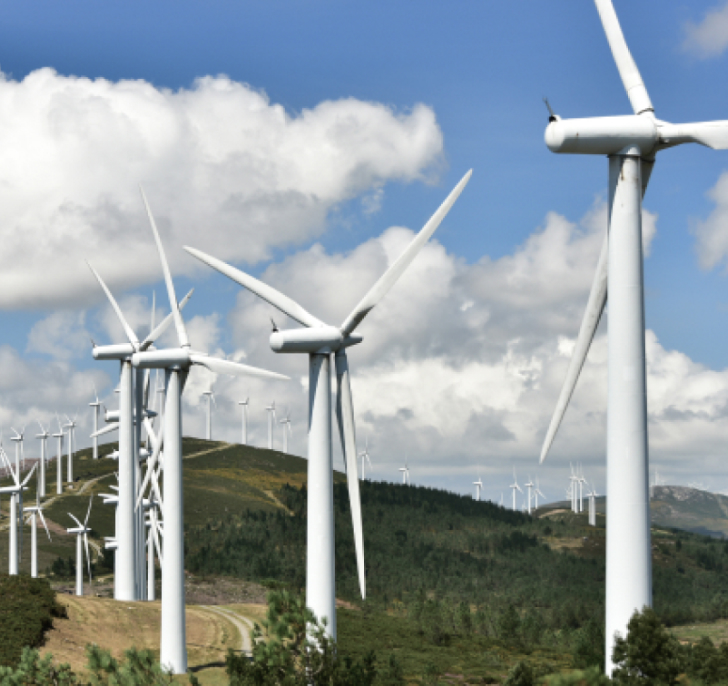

337,608,573,684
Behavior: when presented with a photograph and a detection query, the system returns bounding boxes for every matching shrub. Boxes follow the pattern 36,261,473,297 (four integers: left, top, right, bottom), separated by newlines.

0,575,67,667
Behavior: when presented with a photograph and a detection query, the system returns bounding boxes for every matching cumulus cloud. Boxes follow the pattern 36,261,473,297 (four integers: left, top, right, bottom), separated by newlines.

683,2,728,58
693,171,728,270
0,68,443,309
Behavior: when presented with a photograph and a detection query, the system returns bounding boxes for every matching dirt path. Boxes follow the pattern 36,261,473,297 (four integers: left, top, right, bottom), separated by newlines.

184,443,233,461
201,606,254,655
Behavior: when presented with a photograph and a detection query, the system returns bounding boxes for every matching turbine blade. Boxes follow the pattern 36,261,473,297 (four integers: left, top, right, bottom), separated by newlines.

189,354,289,382
84,495,93,526
334,350,366,599
594,0,654,115
136,422,165,511
658,121,728,151
139,288,194,351
183,247,325,329
38,510,52,541
68,512,83,528
340,170,472,337
86,262,140,349
90,423,119,439
21,464,37,487
139,187,190,348
540,231,608,464
84,533,92,583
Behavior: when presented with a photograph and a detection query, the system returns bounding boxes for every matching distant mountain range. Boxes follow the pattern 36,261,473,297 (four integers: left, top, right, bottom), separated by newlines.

542,485,728,538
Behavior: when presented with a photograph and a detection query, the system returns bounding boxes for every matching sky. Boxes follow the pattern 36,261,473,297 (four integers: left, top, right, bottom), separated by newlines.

1,0,728,505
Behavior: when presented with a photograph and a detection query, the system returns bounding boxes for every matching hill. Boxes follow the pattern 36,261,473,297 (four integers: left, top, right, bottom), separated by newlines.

540,485,728,539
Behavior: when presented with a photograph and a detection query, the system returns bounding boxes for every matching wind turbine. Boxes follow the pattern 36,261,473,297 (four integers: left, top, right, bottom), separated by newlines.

588,486,599,527
534,480,545,510
129,189,288,674
88,260,192,605
265,402,276,450
35,421,50,498
66,496,94,597
24,492,52,578
473,476,483,501
359,438,372,481
537,0,728,671
53,420,64,495
238,398,249,445
90,385,102,459
184,170,471,641
279,410,292,453
524,476,534,514
399,458,410,485
10,427,25,477
0,452,36,575
202,388,216,441
578,465,586,514
510,469,523,512
64,415,77,483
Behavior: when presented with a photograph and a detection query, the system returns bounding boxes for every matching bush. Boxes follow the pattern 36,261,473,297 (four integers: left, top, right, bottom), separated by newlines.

226,590,395,686
611,608,683,685
0,575,67,667
544,667,610,686
503,660,535,686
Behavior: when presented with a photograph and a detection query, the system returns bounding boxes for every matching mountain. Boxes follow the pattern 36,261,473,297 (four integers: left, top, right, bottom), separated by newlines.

651,485,728,538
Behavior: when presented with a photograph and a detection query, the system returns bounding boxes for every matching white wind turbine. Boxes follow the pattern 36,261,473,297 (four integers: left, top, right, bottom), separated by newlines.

359,438,372,481
64,415,77,483
537,0,728,670
88,261,192,606
473,476,483,501
534,479,545,510
53,420,64,495
524,476,534,515
202,388,216,441
0,451,36,575
90,385,102,460
129,189,288,674
399,458,410,485
66,496,94,597
265,401,276,450
588,485,598,527
35,421,50,498
238,398,249,445
510,469,523,512
184,170,471,641
24,492,52,578
279,410,292,453
578,465,586,514
10,427,25,477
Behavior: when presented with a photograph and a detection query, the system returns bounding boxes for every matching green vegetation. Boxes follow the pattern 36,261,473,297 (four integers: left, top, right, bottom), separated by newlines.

0,575,67,667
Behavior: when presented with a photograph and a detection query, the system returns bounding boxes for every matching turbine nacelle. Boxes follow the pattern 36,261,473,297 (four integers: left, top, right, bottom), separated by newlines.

270,326,363,354
545,115,657,156
93,344,136,361
132,348,191,369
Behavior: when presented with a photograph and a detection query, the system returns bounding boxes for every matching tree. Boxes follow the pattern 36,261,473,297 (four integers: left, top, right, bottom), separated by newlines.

611,608,684,685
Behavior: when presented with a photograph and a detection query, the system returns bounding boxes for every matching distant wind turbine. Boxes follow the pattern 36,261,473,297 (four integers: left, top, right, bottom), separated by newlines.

238,398,249,445
473,476,483,502
66,496,94,596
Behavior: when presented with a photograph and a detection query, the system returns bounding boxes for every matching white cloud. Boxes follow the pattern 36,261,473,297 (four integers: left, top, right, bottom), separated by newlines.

683,2,728,58
693,170,728,270
0,68,443,309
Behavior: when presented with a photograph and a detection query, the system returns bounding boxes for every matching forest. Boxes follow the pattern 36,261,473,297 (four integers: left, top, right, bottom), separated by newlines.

185,479,728,641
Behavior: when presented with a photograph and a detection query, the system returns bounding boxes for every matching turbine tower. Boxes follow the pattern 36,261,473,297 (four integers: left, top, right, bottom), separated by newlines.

53,421,64,495
130,189,288,674
265,402,276,450
184,170,471,642
0,454,36,575
359,438,372,481
64,415,77,484
279,410,292,453
510,469,523,512
10,427,25,477
524,476,534,515
66,497,94,596
538,0,728,672
90,386,102,459
24,494,52,578
534,480,545,510
35,422,50,498
473,476,483,501
399,458,410,485
238,398,249,445
202,389,215,441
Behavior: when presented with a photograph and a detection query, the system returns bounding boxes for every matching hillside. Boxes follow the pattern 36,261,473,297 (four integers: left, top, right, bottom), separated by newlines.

541,485,728,539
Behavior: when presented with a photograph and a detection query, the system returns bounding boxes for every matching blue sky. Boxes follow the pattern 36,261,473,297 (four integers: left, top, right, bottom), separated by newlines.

1,0,727,499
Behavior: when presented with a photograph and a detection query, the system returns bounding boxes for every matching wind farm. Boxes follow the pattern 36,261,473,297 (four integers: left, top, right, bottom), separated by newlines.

1,0,728,683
